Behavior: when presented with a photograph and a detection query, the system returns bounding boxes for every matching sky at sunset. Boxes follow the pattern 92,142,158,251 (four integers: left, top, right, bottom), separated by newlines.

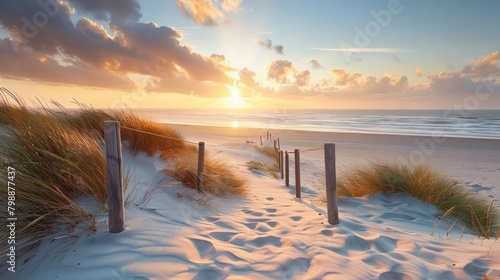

1,0,499,110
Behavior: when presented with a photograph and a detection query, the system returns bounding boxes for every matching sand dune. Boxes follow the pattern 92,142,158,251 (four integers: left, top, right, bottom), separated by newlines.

11,125,500,279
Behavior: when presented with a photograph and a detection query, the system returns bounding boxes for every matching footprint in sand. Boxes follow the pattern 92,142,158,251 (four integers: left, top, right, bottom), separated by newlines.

282,257,312,278
264,208,277,213
266,221,279,228
189,238,215,259
379,212,416,221
204,217,219,223
209,232,237,242
290,216,302,222
193,268,226,280
321,229,333,237
378,271,413,280
464,259,489,279
241,209,264,217
345,235,370,251
374,235,397,253
248,235,282,247
266,197,274,201
243,222,258,230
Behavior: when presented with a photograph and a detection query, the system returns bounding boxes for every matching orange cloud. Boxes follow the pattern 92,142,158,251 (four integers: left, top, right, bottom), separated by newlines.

176,0,243,25
295,70,310,87
462,51,500,77
328,69,409,95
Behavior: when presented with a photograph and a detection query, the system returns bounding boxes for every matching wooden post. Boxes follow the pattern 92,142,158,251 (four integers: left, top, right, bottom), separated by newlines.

277,138,281,150
197,142,205,190
295,149,301,198
267,131,270,140
280,150,284,179
285,151,290,187
325,143,339,225
104,121,125,233
260,135,263,145
274,140,277,151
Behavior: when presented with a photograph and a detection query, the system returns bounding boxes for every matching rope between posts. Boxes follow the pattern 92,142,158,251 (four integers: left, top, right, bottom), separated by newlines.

121,126,199,145
300,147,324,153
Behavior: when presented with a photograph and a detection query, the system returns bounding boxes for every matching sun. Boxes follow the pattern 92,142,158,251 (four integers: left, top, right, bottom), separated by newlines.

222,85,246,108
231,87,240,98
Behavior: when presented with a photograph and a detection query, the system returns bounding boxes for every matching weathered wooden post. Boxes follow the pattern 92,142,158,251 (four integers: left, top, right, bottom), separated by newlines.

277,138,281,150
104,121,125,233
295,149,301,198
260,135,263,145
285,151,290,187
280,150,284,179
197,142,205,190
267,131,270,140
325,143,339,225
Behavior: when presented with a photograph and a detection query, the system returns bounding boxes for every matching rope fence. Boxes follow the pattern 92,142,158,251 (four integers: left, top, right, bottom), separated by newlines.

269,135,339,225
121,126,199,145
104,124,339,233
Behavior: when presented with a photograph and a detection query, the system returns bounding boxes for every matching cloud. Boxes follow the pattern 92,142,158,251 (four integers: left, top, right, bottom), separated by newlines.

273,45,284,55
329,69,409,95
145,76,227,97
309,59,322,69
176,0,243,26
0,1,232,94
295,70,310,87
462,51,500,77
0,38,135,89
267,60,294,84
69,0,142,23
415,67,422,77
238,67,258,88
256,39,284,55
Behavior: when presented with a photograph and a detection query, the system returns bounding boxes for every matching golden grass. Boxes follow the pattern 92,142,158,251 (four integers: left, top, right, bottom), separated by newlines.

256,145,279,163
165,150,248,197
331,162,500,238
247,161,279,178
116,111,186,157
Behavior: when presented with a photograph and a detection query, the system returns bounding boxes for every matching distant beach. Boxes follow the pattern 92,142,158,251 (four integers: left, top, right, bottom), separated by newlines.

136,109,500,140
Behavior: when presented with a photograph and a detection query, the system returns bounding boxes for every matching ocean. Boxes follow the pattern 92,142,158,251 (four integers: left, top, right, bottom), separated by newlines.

134,109,500,140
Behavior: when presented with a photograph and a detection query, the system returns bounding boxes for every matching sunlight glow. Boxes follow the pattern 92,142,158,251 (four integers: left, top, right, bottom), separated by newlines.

231,87,239,98
221,85,247,108
231,121,239,128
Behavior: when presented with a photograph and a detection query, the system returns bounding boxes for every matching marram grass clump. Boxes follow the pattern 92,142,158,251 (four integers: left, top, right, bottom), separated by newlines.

165,150,248,197
247,161,280,178
333,162,500,238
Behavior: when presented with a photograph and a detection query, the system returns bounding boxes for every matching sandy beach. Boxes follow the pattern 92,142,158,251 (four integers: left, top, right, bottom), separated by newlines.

10,124,500,279
168,124,500,199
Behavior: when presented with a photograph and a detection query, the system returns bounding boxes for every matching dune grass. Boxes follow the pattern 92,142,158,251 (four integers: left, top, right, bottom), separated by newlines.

165,150,248,197
0,88,248,256
247,144,280,178
0,98,106,254
256,145,279,162
331,162,500,238
247,161,280,178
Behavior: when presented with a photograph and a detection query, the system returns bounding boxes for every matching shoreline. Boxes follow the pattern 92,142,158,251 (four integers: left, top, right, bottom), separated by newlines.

164,123,500,151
